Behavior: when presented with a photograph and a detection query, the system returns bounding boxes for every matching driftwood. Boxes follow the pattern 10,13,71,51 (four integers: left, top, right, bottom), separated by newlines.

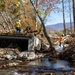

58,41,75,62
48,34,75,63
57,34,75,62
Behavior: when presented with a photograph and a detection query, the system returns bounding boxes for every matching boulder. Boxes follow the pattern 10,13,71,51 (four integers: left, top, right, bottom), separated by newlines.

41,42,49,50
19,52,28,58
63,35,74,44
4,55,13,60
34,37,41,50
27,52,36,59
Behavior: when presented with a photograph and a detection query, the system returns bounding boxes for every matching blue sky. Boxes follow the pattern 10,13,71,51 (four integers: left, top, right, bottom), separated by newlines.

45,11,63,25
45,0,73,26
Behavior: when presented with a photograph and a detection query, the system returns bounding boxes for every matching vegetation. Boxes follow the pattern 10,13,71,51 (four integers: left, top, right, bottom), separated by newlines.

30,0,61,50
0,0,75,74
0,0,36,33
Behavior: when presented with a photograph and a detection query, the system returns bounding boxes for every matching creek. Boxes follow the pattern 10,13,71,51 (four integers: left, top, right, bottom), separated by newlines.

0,57,74,75
0,44,74,75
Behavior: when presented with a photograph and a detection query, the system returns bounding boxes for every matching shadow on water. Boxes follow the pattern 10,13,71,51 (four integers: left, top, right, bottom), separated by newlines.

0,58,74,75
14,58,75,75
26,58,74,70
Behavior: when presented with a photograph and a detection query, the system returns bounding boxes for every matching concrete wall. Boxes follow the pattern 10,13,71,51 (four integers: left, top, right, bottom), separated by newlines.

28,37,34,50
28,37,41,51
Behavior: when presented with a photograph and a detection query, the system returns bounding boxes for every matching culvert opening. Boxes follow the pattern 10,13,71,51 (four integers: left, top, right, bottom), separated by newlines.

0,39,29,51
16,40,28,51
0,35,33,51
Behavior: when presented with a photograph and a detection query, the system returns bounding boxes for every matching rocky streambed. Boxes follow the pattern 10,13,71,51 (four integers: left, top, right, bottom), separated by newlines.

0,34,75,75
0,58,75,75
0,47,46,69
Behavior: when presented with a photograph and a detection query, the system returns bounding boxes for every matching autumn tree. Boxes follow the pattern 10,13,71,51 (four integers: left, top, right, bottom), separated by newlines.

0,0,36,33
30,0,60,50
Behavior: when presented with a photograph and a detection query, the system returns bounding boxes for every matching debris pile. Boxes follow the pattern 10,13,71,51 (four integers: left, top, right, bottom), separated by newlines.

58,34,75,63
63,34,74,44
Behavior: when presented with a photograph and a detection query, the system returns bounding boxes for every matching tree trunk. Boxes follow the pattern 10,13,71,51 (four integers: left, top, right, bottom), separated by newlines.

38,15,53,48
62,0,66,36
30,0,54,50
69,0,72,33
72,0,75,32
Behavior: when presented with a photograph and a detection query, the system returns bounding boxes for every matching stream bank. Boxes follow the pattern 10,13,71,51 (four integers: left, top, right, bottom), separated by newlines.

0,34,75,75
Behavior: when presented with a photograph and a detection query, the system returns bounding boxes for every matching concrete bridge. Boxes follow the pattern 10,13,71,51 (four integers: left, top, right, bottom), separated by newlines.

0,34,35,51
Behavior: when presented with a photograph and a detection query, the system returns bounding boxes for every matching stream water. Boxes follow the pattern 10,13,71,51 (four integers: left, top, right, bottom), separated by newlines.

0,44,74,75
0,57,74,75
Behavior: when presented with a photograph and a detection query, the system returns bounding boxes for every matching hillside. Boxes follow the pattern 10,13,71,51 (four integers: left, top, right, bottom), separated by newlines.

46,22,73,32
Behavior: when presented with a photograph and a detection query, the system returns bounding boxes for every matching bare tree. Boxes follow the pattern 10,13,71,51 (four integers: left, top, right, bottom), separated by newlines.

72,0,75,32
62,0,66,36
68,0,72,33
30,0,55,50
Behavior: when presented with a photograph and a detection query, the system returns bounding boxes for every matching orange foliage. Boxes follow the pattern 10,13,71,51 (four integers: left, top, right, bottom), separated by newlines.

3,0,37,32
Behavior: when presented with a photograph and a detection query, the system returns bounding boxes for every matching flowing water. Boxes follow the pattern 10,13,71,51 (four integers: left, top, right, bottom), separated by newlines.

0,44,74,75
0,58,74,75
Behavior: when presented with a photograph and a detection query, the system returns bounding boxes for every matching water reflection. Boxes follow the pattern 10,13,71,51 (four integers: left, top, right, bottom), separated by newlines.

0,58,74,75
27,58,52,67
13,58,74,75
53,60,71,70
27,58,74,70
54,45,63,52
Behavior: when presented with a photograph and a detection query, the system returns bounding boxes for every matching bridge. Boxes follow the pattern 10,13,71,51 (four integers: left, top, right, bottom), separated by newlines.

0,34,35,51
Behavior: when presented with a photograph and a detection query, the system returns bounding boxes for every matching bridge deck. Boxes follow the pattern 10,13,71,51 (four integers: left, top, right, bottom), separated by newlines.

0,34,32,40
0,33,34,51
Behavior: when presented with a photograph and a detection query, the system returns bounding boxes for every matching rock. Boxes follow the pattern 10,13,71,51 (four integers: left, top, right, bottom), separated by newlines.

12,55,17,59
72,54,75,60
41,42,49,50
8,62,19,67
27,52,36,59
0,52,5,55
0,48,6,55
19,52,28,58
63,35,74,44
64,44,69,47
34,37,41,50
14,72,19,75
4,55,13,60
7,51,14,55
0,58,5,61
35,44,41,50
14,49,20,55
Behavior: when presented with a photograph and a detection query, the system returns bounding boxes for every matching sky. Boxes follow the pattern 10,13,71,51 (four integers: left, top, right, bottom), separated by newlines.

45,0,73,26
